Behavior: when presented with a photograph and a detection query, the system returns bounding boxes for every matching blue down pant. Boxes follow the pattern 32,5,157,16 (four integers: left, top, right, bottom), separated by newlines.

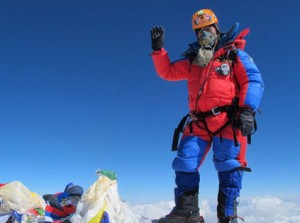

172,134,246,218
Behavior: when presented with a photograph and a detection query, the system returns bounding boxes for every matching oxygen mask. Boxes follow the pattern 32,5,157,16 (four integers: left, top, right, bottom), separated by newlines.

193,27,219,67
197,30,218,49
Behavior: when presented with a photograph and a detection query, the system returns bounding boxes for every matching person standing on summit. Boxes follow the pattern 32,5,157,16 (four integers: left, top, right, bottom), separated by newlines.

150,9,264,223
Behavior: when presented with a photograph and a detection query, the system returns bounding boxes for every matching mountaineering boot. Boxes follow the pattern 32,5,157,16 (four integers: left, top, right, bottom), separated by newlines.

217,195,239,223
217,170,244,223
158,191,202,223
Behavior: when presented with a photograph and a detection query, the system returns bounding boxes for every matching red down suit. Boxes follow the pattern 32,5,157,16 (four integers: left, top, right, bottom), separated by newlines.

151,42,264,172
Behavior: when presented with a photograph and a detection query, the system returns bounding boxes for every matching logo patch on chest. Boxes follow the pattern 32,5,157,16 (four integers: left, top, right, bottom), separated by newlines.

215,63,230,75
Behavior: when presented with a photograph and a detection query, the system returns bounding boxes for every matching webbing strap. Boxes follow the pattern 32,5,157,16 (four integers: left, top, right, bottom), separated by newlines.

194,105,233,119
172,114,190,151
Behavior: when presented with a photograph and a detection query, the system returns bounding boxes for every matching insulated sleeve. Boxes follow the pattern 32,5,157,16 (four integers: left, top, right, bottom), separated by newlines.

151,48,190,81
233,50,264,111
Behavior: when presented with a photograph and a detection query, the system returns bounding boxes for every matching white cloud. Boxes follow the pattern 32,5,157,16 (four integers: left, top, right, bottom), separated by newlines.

130,200,174,221
240,196,300,223
130,196,300,223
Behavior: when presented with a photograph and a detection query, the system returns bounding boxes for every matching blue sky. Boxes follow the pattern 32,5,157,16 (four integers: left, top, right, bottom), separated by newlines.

0,0,299,204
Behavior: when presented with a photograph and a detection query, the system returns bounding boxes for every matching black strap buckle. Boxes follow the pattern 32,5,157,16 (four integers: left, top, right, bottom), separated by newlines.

211,107,221,115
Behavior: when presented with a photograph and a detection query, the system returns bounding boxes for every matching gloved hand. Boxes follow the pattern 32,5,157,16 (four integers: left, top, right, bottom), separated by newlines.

239,108,255,136
150,26,165,51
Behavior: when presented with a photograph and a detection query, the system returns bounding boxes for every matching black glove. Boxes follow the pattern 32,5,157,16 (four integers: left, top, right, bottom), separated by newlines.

150,26,165,51
239,109,255,136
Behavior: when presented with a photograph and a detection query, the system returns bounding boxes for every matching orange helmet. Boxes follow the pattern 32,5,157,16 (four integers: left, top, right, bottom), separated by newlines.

192,9,218,30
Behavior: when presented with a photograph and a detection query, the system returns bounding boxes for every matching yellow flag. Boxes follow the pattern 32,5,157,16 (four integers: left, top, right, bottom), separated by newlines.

88,201,107,223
